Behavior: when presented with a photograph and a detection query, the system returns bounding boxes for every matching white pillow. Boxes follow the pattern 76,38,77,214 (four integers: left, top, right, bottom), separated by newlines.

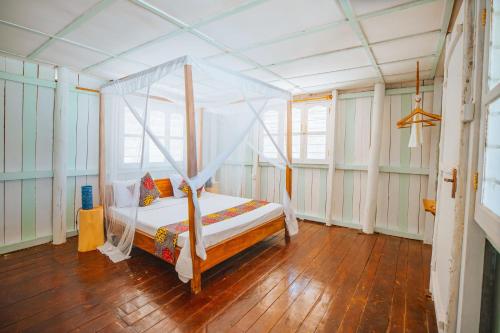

113,179,139,208
169,174,186,198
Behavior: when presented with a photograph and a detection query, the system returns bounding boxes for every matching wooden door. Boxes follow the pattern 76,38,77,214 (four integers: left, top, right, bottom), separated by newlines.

430,7,465,326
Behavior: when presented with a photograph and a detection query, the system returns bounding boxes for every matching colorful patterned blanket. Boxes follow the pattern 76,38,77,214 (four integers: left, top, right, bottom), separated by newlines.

154,199,269,263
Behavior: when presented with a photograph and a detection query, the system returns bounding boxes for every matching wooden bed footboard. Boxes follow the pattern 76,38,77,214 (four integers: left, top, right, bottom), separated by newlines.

133,214,286,272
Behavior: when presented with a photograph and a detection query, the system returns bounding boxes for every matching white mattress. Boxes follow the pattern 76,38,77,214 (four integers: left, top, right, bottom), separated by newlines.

109,192,283,248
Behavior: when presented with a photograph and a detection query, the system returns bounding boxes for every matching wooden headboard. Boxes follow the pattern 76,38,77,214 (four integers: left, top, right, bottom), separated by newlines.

154,178,174,198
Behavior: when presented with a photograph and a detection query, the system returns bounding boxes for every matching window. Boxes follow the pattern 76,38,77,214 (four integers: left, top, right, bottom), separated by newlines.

122,104,184,167
305,105,328,160
475,0,500,248
169,113,184,162
261,109,284,159
148,110,167,163
292,103,329,162
292,108,301,160
123,110,142,164
482,98,500,216
259,103,329,163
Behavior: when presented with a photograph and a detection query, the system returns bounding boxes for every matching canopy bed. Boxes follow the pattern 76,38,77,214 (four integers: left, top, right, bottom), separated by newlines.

98,56,298,294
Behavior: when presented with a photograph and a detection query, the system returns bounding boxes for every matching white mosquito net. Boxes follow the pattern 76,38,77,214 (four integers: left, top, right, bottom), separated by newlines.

99,56,298,282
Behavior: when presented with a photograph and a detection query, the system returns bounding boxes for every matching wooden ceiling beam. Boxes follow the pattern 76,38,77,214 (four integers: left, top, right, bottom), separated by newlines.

338,0,385,83
430,0,455,77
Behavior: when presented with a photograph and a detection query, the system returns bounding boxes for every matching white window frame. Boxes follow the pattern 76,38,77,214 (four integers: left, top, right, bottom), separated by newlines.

119,101,185,171
259,108,285,162
475,0,500,250
291,102,329,164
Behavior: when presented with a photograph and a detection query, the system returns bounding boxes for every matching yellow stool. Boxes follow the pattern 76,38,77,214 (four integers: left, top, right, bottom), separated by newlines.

78,206,105,252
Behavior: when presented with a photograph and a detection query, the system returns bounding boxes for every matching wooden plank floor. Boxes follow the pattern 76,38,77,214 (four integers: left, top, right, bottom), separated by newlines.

0,221,437,333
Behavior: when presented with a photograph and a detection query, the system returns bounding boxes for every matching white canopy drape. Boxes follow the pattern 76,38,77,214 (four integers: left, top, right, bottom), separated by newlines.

99,56,298,282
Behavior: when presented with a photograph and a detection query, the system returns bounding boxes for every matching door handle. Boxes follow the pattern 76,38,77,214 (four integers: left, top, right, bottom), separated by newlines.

443,168,457,198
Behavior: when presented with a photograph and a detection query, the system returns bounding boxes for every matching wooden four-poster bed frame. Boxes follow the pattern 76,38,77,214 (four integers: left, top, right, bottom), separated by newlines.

99,64,293,294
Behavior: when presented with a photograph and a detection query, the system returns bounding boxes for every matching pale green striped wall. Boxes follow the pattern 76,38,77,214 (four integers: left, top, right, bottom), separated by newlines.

233,88,439,240
0,56,102,254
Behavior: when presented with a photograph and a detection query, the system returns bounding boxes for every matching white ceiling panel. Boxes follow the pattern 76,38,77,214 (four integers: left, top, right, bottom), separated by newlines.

127,33,220,66
78,73,107,89
302,77,379,92
384,69,433,83
0,25,48,56
146,0,248,25
0,0,101,35
242,23,360,65
241,68,279,82
380,56,434,76
199,0,344,49
269,47,371,78
351,0,414,16
269,80,296,90
0,0,447,87
289,66,377,87
372,31,439,64
86,57,149,80
64,0,178,54
36,41,108,71
361,1,445,43
206,54,254,71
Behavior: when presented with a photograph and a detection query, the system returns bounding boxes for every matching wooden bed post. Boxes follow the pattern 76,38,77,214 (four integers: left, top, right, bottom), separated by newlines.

184,64,201,294
285,100,293,242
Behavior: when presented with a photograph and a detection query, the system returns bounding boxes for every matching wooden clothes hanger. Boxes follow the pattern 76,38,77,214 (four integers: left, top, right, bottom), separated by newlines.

396,61,442,129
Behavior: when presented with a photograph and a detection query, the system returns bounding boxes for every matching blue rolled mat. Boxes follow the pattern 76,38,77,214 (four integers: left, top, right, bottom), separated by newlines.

81,185,93,210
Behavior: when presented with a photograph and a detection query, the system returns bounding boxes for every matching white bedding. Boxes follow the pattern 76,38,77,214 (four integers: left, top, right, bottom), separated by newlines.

108,191,283,249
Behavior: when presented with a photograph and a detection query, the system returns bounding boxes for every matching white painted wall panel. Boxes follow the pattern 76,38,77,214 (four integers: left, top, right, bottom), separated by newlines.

301,90,437,238
35,66,55,238
87,95,100,172
0,58,4,244
0,55,102,253
4,58,23,244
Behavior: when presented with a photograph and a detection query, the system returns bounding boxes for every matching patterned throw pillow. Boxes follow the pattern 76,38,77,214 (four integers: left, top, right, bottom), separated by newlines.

178,180,203,198
139,172,160,207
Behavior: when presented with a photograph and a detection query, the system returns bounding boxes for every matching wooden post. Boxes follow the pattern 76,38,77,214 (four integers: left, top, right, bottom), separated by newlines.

184,64,201,294
52,67,69,245
361,82,385,234
285,100,292,241
325,90,338,226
